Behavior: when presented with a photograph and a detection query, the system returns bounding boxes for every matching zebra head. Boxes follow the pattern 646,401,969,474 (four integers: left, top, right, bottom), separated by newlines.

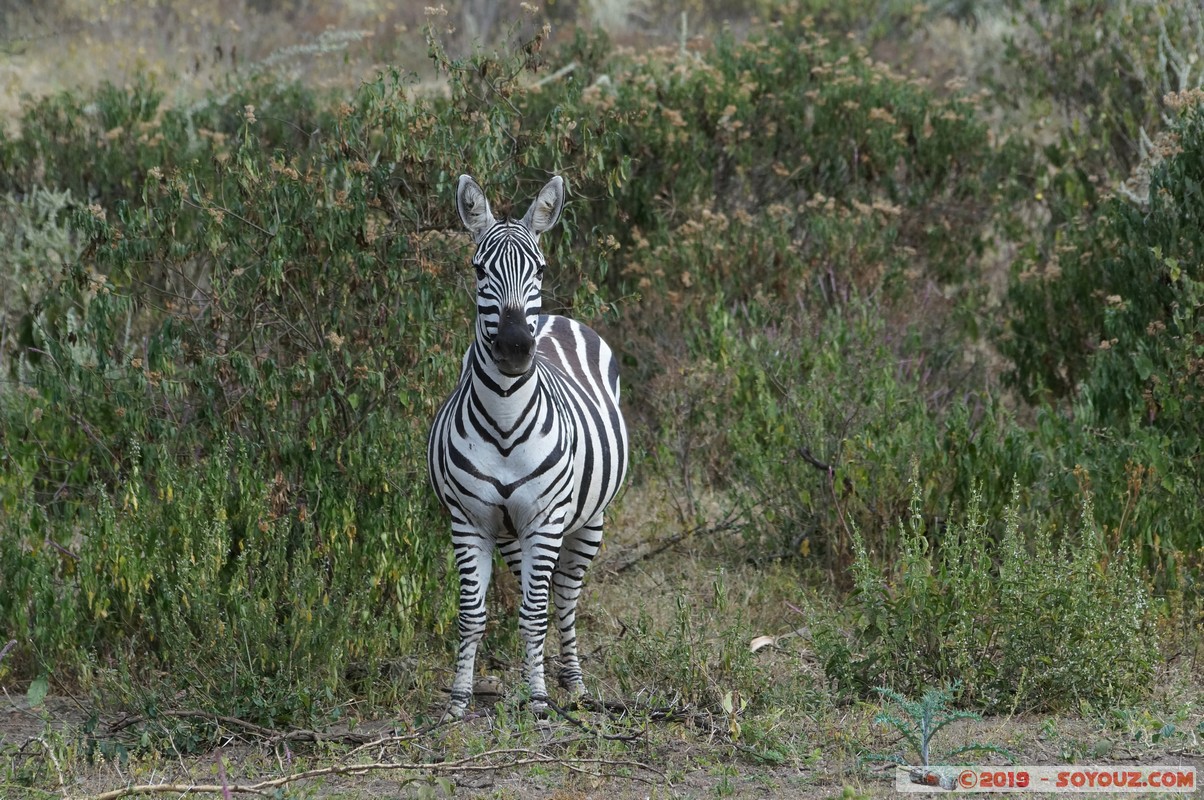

456,174,566,377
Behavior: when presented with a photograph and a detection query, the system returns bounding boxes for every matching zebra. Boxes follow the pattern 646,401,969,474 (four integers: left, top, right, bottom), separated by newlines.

427,174,629,720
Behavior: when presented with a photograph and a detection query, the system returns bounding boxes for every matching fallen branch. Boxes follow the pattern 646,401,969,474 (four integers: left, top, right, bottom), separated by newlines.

576,696,696,724
76,747,663,800
544,698,645,742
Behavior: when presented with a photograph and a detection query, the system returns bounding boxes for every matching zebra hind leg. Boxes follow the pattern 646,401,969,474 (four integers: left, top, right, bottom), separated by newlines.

446,537,495,721
553,518,603,700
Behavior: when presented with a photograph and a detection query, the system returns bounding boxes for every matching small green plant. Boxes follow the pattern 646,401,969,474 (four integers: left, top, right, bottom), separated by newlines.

867,683,1008,767
713,762,737,797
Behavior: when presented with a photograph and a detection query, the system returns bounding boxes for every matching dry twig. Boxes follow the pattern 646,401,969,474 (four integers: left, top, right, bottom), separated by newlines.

76,747,663,800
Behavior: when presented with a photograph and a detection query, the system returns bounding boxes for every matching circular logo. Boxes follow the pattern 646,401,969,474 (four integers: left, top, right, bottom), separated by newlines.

959,770,978,789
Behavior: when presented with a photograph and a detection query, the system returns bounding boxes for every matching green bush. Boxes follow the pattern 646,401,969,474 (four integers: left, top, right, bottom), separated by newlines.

558,10,1028,571
581,12,1025,288
644,296,951,566
997,0,1204,217
1002,95,1204,578
0,69,476,713
0,73,332,203
0,187,80,341
815,478,1157,712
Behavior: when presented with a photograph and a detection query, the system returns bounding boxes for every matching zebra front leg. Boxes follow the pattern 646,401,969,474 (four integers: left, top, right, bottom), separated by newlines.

518,535,559,715
554,519,602,698
499,538,524,582
446,537,495,721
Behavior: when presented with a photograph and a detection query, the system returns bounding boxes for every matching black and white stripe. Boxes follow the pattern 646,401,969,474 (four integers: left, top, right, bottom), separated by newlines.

428,174,629,719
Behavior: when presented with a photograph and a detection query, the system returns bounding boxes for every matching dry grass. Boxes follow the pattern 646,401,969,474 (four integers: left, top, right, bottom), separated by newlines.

0,0,745,135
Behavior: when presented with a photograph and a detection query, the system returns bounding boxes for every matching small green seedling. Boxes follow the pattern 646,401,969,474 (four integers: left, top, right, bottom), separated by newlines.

866,682,1011,769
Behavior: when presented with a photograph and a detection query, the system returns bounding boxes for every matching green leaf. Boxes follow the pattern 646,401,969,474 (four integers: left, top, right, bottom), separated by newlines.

1133,352,1154,381
27,675,49,708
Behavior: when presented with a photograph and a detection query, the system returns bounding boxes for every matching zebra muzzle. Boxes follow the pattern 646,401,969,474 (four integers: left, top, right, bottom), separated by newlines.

492,307,536,376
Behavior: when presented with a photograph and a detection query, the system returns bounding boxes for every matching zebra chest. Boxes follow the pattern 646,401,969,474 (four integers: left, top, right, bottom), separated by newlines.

444,418,580,533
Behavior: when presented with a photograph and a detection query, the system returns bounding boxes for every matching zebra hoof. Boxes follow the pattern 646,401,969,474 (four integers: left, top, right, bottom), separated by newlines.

558,675,586,698
443,691,473,723
527,695,550,717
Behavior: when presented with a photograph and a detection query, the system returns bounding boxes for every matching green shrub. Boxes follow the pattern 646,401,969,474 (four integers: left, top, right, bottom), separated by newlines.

5,2,1190,723
0,22,480,712
0,187,80,341
644,296,946,563
560,10,1028,570
1002,95,1204,577
815,478,1158,712
0,67,478,713
578,12,1025,287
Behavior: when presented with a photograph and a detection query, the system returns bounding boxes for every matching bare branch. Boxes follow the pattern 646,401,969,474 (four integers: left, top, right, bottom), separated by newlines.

76,748,663,800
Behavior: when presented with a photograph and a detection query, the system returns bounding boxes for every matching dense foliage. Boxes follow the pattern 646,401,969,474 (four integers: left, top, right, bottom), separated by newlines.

1003,93,1204,579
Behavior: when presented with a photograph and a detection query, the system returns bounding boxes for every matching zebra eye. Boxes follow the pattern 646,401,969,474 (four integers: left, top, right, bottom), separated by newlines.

535,266,545,281
474,265,486,281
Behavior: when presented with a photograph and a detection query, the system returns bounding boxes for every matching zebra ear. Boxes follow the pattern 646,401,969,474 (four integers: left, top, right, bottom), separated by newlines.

456,174,497,243
521,175,565,236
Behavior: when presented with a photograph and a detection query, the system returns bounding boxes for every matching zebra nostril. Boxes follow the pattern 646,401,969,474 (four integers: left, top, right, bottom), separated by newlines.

504,329,534,357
